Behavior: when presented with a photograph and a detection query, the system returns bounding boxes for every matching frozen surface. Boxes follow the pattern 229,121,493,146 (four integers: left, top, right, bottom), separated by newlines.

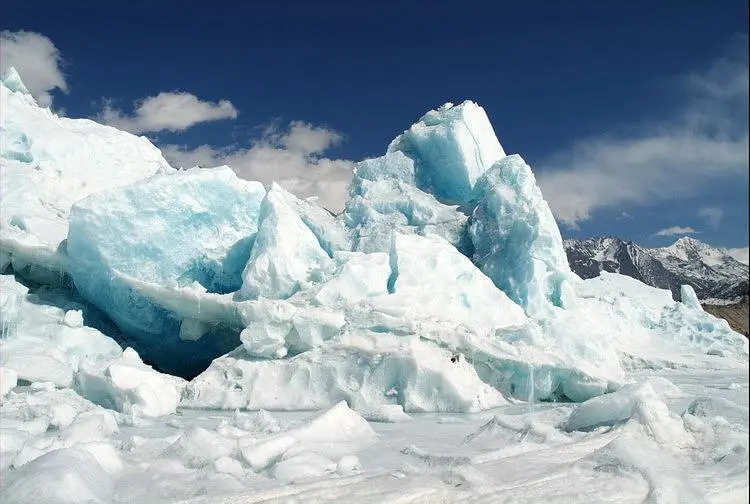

470,154,577,314
1,367,745,503
0,70,172,283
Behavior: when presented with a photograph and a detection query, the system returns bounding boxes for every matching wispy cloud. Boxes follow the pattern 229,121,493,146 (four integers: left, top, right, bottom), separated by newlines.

162,121,354,213
537,37,749,228
98,92,238,134
653,226,698,237
0,30,67,107
698,206,724,229
723,247,749,265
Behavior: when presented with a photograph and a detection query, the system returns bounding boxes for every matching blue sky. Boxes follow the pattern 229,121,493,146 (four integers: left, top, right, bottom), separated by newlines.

2,0,748,253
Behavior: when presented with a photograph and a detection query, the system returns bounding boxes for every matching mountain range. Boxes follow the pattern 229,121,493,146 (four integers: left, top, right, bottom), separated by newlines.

564,236,749,304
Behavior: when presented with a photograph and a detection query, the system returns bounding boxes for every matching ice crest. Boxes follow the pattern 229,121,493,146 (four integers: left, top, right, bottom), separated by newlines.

470,154,577,314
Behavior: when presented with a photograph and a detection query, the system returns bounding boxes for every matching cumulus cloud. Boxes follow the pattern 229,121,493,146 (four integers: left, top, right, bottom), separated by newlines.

99,92,238,134
537,38,749,227
0,30,67,107
162,121,354,213
698,206,725,229
652,226,698,237
723,247,749,265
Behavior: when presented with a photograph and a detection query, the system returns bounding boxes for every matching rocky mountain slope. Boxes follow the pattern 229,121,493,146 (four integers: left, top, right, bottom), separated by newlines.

564,236,748,303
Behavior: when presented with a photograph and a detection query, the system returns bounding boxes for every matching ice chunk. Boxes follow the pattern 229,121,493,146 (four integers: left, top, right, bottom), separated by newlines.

272,452,336,482
239,183,331,300
354,150,417,185
1,75,172,282
1,67,31,95
566,382,660,431
382,233,527,331
344,177,471,253
470,155,576,313
274,184,349,256
312,251,391,306
240,435,298,472
240,320,291,359
182,335,507,413
0,275,123,388
75,347,187,417
576,272,749,365
164,427,237,468
680,284,703,311
1,448,114,504
66,167,265,376
0,367,18,397
63,309,84,328
387,100,506,203
213,456,245,479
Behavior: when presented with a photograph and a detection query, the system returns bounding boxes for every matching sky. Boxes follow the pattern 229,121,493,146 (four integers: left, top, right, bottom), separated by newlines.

1,0,748,258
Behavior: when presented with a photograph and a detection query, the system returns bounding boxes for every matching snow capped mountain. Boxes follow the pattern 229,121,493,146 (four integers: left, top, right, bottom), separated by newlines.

565,236,749,303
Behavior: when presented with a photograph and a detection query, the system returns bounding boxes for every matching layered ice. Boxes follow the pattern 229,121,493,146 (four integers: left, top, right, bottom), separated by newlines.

0,70,172,283
470,154,577,314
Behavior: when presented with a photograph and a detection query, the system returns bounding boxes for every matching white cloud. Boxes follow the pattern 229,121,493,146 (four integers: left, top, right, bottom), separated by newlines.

162,121,354,213
99,92,238,134
652,226,698,237
723,247,749,265
0,30,67,107
536,39,749,227
698,206,724,229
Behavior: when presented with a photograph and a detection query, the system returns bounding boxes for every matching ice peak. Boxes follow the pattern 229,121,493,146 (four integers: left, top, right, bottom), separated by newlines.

1,66,31,95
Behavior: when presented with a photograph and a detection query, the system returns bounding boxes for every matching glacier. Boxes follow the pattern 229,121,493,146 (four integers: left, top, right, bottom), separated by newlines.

0,67,748,503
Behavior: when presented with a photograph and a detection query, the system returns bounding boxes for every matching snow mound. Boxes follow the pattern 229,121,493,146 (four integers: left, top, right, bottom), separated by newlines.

76,347,186,418
1,448,115,504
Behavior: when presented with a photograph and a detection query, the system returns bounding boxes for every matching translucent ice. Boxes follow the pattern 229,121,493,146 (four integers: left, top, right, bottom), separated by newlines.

387,101,506,204
470,155,577,314
0,72,172,283
66,167,266,376
680,284,703,311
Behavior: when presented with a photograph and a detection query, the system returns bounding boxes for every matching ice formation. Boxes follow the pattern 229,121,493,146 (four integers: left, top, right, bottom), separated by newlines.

470,154,577,314
66,167,265,375
0,67,172,285
2,70,747,412
0,68,748,504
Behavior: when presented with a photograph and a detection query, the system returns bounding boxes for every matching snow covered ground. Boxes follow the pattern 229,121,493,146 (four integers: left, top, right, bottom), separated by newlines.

1,68,748,503
2,358,747,503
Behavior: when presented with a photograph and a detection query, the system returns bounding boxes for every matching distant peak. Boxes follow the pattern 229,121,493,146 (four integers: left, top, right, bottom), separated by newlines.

671,236,704,249
1,66,31,95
